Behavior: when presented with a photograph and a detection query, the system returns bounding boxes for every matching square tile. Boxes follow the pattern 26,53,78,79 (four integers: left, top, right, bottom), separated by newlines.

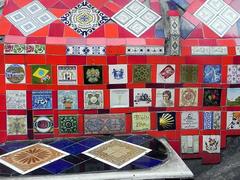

7,115,27,135
209,46,228,56
208,17,231,37
134,88,152,107
84,66,103,84
5,64,25,84
6,90,26,110
84,90,104,109
59,115,78,134
82,139,151,169
33,116,54,134
191,46,210,56
126,46,146,55
181,135,199,154
57,65,78,85
203,111,221,130
194,5,217,24
220,5,240,25
179,88,198,107
84,114,126,135
78,137,104,148
61,1,110,38
133,65,151,83
131,155,162,168
42,159,73,174
32,91,52,110
180,65,198,83
31,65,52,84
0,143,69,174
22,1,45,15
157,112,176,131
203,65,221,83
49,140,75,150
132,112,151,131
227,65,240,84
156,64,176,83
226,88,240,106
181,112,199,129
58,90,78,110
156,89,175,107
110,89,129,108
227,111,240,129
202,135,221,153
109,65,128,84
203,88,221,106
63,143,89,155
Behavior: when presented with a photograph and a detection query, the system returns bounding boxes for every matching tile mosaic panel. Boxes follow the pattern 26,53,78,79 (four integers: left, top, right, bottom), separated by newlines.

57,65,77,85
181,112,199,129
227,112,240,130
6,90,26,110
126,46,164,56
203,89,221,106
33,116,54,134
112,0,161,37
157,112,176,131
134,88,152,107
179,88,198,107
209,46,228,55
156,88,175,107
170,16,180,35
0,143,69,174
132,112,151,131
58,90,78,110
133,65,151,83
84,114,125,134
66,46,106,56
180,65,198,83
108,64,128,84
7,115,27,135
61,1,110,38
203,111,221,130
5,64,25,84
82,139,151,169
156,64,176,83
203,65,221,83
59,115,78,134
84,66,103,84
226,88,240,106
84,90,104,109
110,89,129,108
169,35,180,56
32,91,52,110
227,65,240,84
203,135,221,153
181,136,199,154
31,65,52,84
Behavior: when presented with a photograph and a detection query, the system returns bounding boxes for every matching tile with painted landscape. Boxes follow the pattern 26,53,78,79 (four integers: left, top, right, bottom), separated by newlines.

32,91,52,110
33,116,54,134
59,115,78,134
108,64,128,84
181,112,199,129
203,111,221,130
134,88,152,107
132,112,151,131
7,115,27,135
84,90,104,109
5,64,25,84
6,90,26,110
57,65,78,85
226,88,240,106
156,88,175,107
31,65,52,84
157,112,176,131
181,135,199,154
179,88,198,107
156,64,176,83
110,89,129,108
58,90,78,110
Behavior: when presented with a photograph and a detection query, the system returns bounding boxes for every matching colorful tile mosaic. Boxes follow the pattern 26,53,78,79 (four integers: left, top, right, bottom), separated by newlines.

203,89,221,106
31,65,52,84
226,88,240,106
110,89,129,108
84,66,103,84
203,65,221,83
59,115,78,134
156,64,176,83
203,112,221,130
108,64,128,84
180,65,198,83
66,46,106,56
181,135,199,154
227,111,240,130
7,115,27,135
133,65,151,83
32,91,52,110
33,116,54,134
58,90,78,110
179,88,198,107
57,65,78,85
5,64,25,84
156,89,175,107
132,112,151,132
157,112,176,131
4,44,46,54
227,65,240,84
203,135,221,153
84,90,104,109
181,112,199,129
26,44,46,54
134,88,152,107
6,90,26,110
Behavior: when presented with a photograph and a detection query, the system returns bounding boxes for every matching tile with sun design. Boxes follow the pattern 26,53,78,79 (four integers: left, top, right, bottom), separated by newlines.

133,64,151,83
0,143,69,174
157,112,176,131
82,139,151,169
84,66,103,84
31,65,52,84
59,115,78,134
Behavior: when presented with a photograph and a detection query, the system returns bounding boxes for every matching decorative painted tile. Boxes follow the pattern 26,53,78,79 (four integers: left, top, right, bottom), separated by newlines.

133,65,151,83
132,112,151,131
84,114,125,134
0,143,69,174
109,64,128,84
33,116,54,134
156,64,176,83
61,1,110,38
134,88,152,107
57,65,77,85
157,112,176,131
66,46,106,56
227,65,240,84
84,66,103,84
58,90,78,110
170,16,180,35
112,0,161,37
26,44,46,54
4,44,26,54
226,111,240,130
31,65,52,84
191,46,210,55
5,64,25,84
181,136,199,154
203,65,221,83
32,91,52,110
203,88,221,106
203,135,221,153
126,46,146,55
59,115,78,134
7,115,27,135
169,35,180,56
179,88,198,107
180,65,198,83
181,112,199,129
227,88,240,106
209,46,228,55
84,90,104,109
5,1,57,36
156,88,175,107
236,46,240,56
203,111,221,130
146,46,165,55
6,90,26,110
82,139,151,169
110,89,129,108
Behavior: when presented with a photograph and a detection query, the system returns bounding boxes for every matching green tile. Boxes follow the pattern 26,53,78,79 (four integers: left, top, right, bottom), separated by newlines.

133,65,151,83
180,64,198,83
84,66,103,84
31,65,52,84
59,115,78,134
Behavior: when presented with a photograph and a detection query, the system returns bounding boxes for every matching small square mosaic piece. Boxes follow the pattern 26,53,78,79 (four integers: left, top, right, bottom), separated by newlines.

156,64,176,83
179,88,198,107
6,90,26,110
0,143,69,174
226,88,240,106
203,88,221,106
181,112,199,129
109,65,128,84
203,111,221,130
59,115,78,134
7,115,27,135
5,64,25,84
33,116,54,134
31,65,52,84
57,65,78,85
134,88,152,107
180,65,198,83
157,112,176,131
156,89,175,107
82,139,151,169
181,135,199,154
133,64,151,83
58,90,78,110
84,90,104,109
203,135,221,153
132,112,151,131
32,91,52,110
203,65,221,83
226,111,240,130
84,66,103,84
110,89,129,108
227,65,240,84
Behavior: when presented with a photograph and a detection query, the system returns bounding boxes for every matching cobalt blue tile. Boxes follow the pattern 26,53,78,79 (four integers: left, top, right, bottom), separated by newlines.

125,135,152,145
78,138,103,148
171,0,189,10
49,139,75,150
27,168,52,176
42,159,73,174
62,155,86,165
180,17,196,39
131,156,162,168
63,143,89,155
0,142,33,153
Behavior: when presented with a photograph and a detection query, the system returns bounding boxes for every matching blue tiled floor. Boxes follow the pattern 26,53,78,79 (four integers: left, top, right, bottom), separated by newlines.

42,159,74,174
125,135,152,145
62,143,89,155
131,156,162,168
0,141,33,153
78,137,104,147
49,139,75,150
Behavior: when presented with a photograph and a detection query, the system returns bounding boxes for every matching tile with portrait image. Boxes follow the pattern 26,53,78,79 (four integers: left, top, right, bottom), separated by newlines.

57,65,77,85
134,88,152,107
180,64,198,83
31,65,52,84
203,135,221,153
59,115,78,134
84,66,103,84
203,88,221,106
6,90,26,110
110,89,129,108
157,112,176,131
5,64,25,84
7,115,27,135
32,91,52,110
84,90,104,109
109,64,128,84
156,64,175,83
179,88,198,107
226,111,240,130
33,116,54,134
227,65,240,84
226,88,240,106
132,112,151,131
181,112,199,129
203,65,221,83
133,64,151,83
203,111,221,130
181,135,199,154
58,90,78,110
156,88,174,107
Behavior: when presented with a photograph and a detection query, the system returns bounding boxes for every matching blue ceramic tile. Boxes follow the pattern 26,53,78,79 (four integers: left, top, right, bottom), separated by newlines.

78,138,103,148
63,143,89,155
49,139,75,150
0,142,32,153
171,0,189,10
42,159,73,174
125,135,152,145
155,28,165,38
131,156,162,168
203,65,221,83
180,17,196,39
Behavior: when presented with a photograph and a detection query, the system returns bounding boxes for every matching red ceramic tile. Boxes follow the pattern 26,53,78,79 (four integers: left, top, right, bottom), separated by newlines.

38,0,59,8
52,1,69,9
49,22,65,37
64,26,80,38
48,8,69,17
2,0,20,15
86,56,107,65
25,55,45,64
13,0,32,7
8,25,23,36
88,0,108,9
105,23,119,38
46,55,66,64
26,37,46,44
0,17,12,35
30,26,49,37
106,46,125,55
46,45,66,55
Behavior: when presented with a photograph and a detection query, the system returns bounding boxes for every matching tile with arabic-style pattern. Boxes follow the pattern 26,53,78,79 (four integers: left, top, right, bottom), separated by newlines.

133,65,151,83
84,66,103,84
5,64,25,84
33,116,54,134
84,90,104,109
26,44,46,54
227,65,240,84
66,45,106,56
157,112,176,131
179,88,198,107
108,64,128,84
4,44,26,54
226,111,240,130
181,112,199,129
203,135,221,153
6,90,26,110
203,111,221,130
132,112,151,132
180,65,198,83
58,90,78,110
203,88,221,106
31,65,52,84
59,115,78,134
7,115,27,135
181,135,199,154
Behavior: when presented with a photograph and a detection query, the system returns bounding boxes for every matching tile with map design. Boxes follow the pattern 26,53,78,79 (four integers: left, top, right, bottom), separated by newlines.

31,65,52,84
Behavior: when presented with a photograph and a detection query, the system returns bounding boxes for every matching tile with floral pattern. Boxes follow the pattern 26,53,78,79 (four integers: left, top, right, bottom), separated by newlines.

179,88,198,107
133,65,151,83
203,135,220,153
59,115,78,134
84,66,103,84
203,89,221,106
227,65,240,84
84,90,104,109
7,115,27,135
6,90,26,110
58,90,78,110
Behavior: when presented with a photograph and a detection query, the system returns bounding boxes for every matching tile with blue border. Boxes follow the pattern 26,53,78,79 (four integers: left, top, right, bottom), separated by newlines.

78,137,104,148
131,156,162,168
49,139,75,150
62,143,89,155
42,159,74,174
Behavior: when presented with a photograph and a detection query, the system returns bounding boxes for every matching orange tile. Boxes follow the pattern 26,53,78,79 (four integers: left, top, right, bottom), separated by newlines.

46,45,66,55
106,45,125,55
31,26,49,37
145,39,165,45
46,55,66,65
48,8,68,17
25,55,45,64
4,55,25,64
105,23,119,38
0,17,11,35
64,26,80,37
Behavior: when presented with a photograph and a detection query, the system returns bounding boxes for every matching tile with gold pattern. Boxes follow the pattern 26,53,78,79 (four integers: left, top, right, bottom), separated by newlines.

133,65,151,83
0,143,69,174
82,139,151,169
